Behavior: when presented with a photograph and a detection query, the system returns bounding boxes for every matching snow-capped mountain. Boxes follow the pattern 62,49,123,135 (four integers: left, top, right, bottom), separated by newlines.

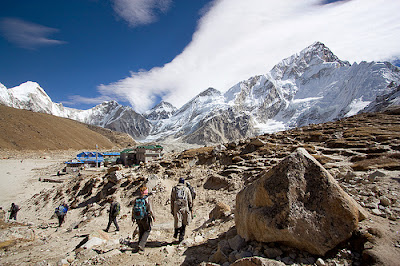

1,42,400,145
147,42,400,144
143,101,177,120
0,83,150,140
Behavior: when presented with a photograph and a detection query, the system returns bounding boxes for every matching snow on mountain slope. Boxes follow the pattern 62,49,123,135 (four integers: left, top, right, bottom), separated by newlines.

0,81,67,116
1,42,400,145
221,42,400,133
0,83,150,140
143,101,177,121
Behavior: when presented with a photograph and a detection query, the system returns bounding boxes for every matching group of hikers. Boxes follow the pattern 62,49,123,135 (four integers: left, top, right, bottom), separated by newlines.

105,177,195,252
1,203,21,221
3,177,195,254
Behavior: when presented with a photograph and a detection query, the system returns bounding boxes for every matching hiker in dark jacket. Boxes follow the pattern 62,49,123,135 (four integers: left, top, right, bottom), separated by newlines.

105,198,120,232
8,203,20,221
171,177,192,242
55,202,69,227
132,186,154,252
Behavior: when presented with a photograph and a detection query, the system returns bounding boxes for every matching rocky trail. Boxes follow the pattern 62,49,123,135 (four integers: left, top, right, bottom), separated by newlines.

0,109,400,265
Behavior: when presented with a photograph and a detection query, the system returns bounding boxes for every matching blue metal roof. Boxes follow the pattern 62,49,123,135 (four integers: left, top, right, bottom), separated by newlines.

103,152,120,156
76,152,104,162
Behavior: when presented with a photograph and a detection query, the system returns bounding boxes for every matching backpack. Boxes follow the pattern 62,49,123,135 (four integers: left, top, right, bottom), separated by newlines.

133,197,147,220
175,186,188,207
112,202,120,217
186,183,196,200
55,205,66,216
12,204,20,213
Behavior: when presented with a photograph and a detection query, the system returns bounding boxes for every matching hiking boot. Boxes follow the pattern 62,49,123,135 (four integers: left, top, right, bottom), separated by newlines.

173,228,179,238
103,229,109,233
138,246,145,254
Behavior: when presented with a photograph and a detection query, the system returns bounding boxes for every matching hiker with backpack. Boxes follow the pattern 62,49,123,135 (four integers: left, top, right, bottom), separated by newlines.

132,186,154,252
105,198,120,232
8,203,20,221
55,202,68,227
171,177,193,242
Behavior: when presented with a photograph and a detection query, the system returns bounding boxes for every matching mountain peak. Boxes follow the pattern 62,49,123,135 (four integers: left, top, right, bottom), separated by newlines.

144,100,177,120
270,41,350,80
198,87,221,97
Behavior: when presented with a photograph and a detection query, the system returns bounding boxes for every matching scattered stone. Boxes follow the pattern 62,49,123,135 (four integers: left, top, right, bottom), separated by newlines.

194,235,205,243
81,237,106,249
163,245,175,255
209,245,229,264
316,258,326,266
204,174,232,190
228,235,245,251
103,249,121,258
263,247,283,259
371,209,383,216
231,256,285,265
235,250,253,260
209,202,231,220
379,196,391,207
368,170,386,181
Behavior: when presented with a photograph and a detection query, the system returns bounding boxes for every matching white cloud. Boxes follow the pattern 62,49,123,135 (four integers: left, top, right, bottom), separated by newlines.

111,0,172,27
100,0,400,113
63,95,114,106
0,18,66,49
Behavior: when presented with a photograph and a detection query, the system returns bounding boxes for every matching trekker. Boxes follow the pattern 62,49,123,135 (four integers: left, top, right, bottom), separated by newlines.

171,177,193,242
132,186,155,252
55,202,69,227
8,203,20,221
105,198,120,232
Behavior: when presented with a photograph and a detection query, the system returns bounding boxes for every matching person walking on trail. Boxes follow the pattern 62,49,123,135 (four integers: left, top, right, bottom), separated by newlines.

171,177,193,243
55,202,69,227
8,203,20,221
105,198,120,232
132,186,155,252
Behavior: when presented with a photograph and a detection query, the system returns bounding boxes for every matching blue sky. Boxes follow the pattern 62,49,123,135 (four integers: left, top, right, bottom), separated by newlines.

1,0,400,113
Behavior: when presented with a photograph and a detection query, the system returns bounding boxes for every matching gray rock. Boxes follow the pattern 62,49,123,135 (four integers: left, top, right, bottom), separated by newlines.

218,239,232,255
371,208,383,216
229,251,239,263
235,251,253,260
263,247,283,258
379,196,391,207
368,170,386,181
228,235,246,251
210,246,229,264
231,256,286,266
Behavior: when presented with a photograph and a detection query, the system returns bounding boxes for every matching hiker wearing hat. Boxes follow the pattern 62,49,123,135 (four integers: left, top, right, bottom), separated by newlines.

171,177,193,242
132,186,154,252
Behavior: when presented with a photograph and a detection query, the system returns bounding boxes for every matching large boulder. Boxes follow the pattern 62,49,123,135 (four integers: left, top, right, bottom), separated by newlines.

235,148,367,256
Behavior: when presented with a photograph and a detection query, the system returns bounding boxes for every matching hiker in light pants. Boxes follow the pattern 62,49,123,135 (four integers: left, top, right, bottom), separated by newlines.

171,177,193,242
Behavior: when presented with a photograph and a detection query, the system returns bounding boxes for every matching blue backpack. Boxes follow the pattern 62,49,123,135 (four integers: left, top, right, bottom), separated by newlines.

133,197,147,220
55,205,66,216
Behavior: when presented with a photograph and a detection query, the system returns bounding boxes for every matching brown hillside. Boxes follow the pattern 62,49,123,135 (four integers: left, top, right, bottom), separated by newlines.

0,104,136,151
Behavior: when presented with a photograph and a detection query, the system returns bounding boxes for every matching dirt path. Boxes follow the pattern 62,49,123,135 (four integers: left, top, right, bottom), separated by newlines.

0,158,61,210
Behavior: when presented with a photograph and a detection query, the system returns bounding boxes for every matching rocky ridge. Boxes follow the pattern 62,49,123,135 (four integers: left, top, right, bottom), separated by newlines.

1,42,400,145
0,109,399,265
